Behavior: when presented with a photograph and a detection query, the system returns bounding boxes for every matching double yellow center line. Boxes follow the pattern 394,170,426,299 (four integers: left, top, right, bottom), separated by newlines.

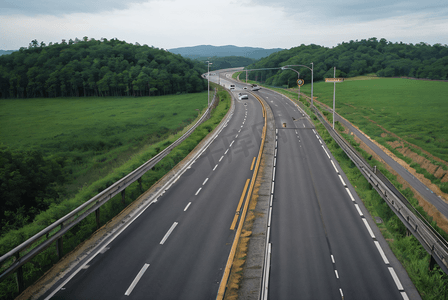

230,156,256,230
230,178,251,230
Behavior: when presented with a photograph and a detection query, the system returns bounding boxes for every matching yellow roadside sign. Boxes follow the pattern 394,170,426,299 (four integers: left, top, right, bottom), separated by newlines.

325,78,344,83
297,79,304,86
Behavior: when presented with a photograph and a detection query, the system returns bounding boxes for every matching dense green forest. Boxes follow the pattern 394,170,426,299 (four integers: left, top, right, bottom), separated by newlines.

245,38,448,86
0,37,207,98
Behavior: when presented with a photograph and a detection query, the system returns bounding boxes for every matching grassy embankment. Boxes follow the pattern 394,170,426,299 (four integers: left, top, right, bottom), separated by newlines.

309,77,448,194
235,72,448,299
0,84,231,299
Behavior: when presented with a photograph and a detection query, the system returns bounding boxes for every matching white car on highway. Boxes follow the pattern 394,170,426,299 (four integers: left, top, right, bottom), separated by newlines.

238,94,248,100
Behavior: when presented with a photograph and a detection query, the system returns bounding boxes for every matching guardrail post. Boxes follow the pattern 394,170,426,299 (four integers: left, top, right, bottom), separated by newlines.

56,223,64,259
95,208,100,229
374,165,377,174
430,254,436,270
15,253,24,293
121,189,126,206
138,178,143,193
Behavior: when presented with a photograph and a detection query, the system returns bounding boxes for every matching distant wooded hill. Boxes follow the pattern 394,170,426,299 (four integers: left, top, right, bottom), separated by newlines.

0,38,207,99
245,38,448,86
0,50,17,56
168,45,284,60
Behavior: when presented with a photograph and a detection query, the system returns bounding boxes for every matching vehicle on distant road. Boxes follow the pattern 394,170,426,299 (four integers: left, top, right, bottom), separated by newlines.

238,94,248,100
230,84,235,90
251,85,261,91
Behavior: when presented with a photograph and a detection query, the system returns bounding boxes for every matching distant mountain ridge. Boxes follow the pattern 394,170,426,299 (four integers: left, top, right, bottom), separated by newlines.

168,45,284,60
0,50,17,56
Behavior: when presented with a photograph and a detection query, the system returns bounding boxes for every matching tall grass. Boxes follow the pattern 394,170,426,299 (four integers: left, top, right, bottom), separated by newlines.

0,94,207,197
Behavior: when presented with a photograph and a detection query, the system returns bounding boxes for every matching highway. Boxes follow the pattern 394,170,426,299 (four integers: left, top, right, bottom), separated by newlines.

38,70,419,299
40,71,264,299
253,86,414,299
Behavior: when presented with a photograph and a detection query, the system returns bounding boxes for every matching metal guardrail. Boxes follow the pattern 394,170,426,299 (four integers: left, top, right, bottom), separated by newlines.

312,106,448,274
0,90,218,290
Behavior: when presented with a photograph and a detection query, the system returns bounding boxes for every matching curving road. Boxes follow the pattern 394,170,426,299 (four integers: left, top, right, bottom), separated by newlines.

38,69,420,299
40,72,264,299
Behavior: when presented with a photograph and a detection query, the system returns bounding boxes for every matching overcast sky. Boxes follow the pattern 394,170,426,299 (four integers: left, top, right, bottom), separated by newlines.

1,0,447,50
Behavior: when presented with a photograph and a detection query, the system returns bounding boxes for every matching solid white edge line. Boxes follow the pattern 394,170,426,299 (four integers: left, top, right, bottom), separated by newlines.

274,157,277,167
203,178,208,185
124,263,150,296
401,292,410,300
338,175,347,186
160,222,178,245
184,202,191,211
195,187,202,195
374,241,390,264
270,194,273,207
272,167,276,182
346,188,355,201
271,184,275,194
262,243,272,300
388,267,404,290
355,204,363,216
362,218,376,239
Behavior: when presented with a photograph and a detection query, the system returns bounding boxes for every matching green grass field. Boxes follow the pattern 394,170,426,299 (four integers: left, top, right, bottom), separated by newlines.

310,77,448,162
0,94,208,196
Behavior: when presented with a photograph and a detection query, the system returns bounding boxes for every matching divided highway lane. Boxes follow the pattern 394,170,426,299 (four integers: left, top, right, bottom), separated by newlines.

41,93,264,299
256,88,410,299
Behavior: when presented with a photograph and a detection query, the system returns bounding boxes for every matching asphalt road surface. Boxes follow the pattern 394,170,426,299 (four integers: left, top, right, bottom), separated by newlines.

39,70,419,299
40,79,263,300
255,87,416,299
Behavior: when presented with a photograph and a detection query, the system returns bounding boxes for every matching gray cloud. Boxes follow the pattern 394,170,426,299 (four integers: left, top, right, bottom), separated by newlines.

250,0,448,21
1,0,149,16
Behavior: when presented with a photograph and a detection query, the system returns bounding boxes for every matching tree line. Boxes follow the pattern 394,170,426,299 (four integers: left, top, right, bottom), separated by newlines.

0,37,208,98
245,38,448,87
0,146,65,233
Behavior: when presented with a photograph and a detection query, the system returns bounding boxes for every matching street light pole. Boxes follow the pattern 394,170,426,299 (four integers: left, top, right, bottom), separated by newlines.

333,66,336,129
206,61,212,109
311,62,314,108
